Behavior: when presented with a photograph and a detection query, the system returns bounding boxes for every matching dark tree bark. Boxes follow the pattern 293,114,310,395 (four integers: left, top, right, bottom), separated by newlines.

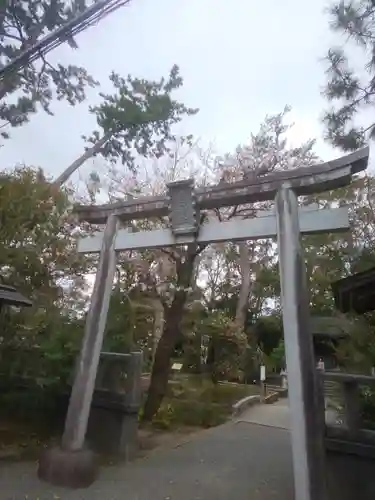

142,291,187,421
53,132,112,186
142,245,203,421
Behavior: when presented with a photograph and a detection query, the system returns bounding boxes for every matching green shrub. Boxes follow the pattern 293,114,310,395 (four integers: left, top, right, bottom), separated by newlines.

151,376,257,429
152,402,177,429
361,385,375,430
152,399,227,429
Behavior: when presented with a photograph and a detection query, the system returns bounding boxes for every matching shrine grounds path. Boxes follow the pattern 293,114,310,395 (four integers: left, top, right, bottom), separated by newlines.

0,399,374,500
0,421,294,500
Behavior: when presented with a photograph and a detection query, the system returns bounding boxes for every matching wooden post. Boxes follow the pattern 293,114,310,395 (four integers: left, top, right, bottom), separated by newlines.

316,372,327,437
62,214,118,451
343,380,362,438
275,187,328,500
125,351,143,411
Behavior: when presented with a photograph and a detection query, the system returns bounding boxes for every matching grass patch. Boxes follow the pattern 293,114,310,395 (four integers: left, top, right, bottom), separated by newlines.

0,420,57,461
151,375,259,430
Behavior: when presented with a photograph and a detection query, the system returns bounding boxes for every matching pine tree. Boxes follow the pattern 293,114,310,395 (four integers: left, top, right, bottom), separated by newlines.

323,0,375,150
0,1,99,136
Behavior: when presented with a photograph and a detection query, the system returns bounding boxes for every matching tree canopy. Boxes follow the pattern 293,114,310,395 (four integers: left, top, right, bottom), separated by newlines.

56,65,198,185
1,107,375,421
323,0,375,150
1,0,375,427
0,1,99,135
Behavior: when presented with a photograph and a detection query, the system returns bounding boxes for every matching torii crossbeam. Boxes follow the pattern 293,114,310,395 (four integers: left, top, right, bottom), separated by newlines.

73,146,368,224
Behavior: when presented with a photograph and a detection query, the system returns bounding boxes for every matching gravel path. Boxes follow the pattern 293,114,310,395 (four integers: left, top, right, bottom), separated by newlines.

236,397,339,429
236,398,291,429
1,403,374,500
0,422,295,500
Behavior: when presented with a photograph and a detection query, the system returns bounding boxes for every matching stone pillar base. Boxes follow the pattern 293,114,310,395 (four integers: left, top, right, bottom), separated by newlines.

37,446,99,489
87,389,139,459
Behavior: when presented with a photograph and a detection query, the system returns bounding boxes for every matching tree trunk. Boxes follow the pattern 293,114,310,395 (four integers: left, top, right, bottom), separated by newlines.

142,245,199,421
235,241,252,329
142,292,186,421
53,131,112,186
151,300,164,365
0,84,8,101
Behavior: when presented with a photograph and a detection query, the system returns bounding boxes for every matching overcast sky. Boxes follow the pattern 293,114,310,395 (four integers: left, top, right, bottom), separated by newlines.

2,0,343,180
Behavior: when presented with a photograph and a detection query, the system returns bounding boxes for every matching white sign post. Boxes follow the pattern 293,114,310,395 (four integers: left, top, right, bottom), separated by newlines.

260,364,266,401
281,369,288,389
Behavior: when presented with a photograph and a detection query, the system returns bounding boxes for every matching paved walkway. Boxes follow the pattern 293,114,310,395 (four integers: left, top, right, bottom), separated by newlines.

0,400,373,500
1,422,294,500
236,398,291,429
236,397,339,429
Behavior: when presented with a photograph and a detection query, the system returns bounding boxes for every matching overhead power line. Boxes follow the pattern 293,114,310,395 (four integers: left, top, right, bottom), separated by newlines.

0,0,132,81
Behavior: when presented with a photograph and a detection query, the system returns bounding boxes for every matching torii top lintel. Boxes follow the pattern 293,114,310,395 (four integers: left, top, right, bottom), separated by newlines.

74,146,369,225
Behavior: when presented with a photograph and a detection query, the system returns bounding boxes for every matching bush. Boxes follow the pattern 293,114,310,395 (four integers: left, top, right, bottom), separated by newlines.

201,312,248,383
361,385,375,430
0,317,81,432
268,339,285,372
150,376,257,429
0,386,67,432
152,399,227,429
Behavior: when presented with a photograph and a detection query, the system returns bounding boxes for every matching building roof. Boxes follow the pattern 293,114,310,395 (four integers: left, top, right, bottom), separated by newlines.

309,316,351,338
331,267,375,314
0,284,32,308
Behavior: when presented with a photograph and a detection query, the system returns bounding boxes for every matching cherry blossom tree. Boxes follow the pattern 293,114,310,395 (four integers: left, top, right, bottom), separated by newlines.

88,137,215,419
214,106,319,329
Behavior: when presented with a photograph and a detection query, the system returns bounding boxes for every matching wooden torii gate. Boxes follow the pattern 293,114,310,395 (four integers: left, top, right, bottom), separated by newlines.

38,147,369,498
